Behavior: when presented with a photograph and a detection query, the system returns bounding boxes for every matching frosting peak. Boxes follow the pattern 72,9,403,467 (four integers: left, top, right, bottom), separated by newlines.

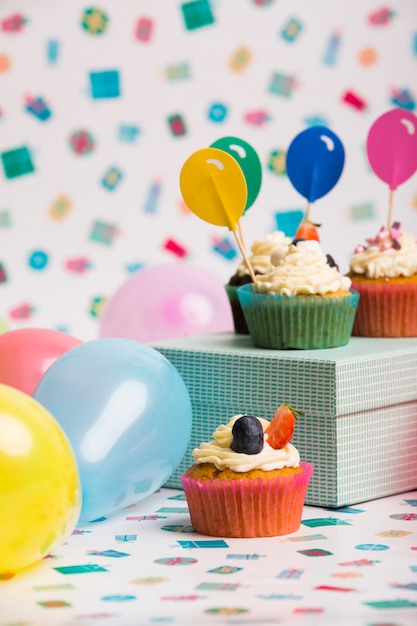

192,415,300,472
235,230,292,276
350,223,417,278
254,240,351,295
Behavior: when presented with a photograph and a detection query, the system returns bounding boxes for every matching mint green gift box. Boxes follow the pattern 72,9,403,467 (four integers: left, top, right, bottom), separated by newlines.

151,333,417,507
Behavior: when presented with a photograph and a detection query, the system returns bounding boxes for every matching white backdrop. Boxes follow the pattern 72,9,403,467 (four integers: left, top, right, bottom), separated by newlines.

0,0,416,340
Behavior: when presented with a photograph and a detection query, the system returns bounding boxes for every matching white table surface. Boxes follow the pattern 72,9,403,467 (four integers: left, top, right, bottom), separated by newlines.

1,488,416,626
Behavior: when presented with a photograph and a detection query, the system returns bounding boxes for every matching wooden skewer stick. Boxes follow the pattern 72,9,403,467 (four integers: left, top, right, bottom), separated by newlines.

237,220,247,254
233,227,257,283
305,201,312,222
387,188,395,230
208,173,256,281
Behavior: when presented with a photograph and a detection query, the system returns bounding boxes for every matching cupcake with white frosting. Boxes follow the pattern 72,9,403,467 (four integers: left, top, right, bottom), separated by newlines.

347,222,417,337
181,406,313,537
225,231,291,334
237,239,359,349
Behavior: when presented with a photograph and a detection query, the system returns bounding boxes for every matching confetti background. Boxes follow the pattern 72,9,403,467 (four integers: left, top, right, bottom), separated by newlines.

0,0,416,340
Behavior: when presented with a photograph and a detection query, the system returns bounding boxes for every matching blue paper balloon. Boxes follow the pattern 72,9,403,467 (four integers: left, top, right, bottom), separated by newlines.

286,126,345,202
34,338,192,524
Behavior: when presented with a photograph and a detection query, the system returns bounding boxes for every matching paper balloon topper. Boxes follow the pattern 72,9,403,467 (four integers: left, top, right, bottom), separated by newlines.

286,126,345,203
179,147,247,230
180,146,257,281
210,136,262,212
366,108,417,190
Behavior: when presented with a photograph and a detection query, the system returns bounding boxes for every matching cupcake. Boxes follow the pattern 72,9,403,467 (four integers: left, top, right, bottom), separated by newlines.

181,405,313,538
347,222,417,337
237,239,359,349
225,230,291,334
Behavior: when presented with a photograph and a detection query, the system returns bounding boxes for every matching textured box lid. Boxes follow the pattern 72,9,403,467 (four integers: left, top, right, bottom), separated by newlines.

151,333,417,418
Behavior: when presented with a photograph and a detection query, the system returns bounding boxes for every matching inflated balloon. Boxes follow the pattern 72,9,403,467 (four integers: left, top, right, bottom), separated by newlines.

0,384,81,576
366,108,417,190
99,263,233,343
210,136,262,211
0,328,82,396
179,147,247,230
0,317,8,334
286,126,345,202
34,338,193,523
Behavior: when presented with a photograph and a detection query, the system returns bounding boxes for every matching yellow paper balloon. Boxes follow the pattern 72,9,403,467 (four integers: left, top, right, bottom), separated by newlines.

0,384,81,576
179,147,248,230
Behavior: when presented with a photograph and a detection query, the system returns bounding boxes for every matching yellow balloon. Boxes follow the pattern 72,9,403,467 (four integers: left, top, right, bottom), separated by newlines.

0,384,81,576
179,147,248,230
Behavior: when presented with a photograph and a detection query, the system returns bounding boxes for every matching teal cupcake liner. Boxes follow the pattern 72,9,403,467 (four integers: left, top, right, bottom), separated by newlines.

237,284,360,350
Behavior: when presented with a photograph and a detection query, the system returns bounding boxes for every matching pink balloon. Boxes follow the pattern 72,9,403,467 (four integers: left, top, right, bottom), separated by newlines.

366,108,417,190
0,328,82,396
99,263,234,342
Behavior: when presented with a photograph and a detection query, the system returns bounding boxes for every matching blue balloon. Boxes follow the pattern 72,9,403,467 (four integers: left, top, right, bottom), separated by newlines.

286,126,345,202
34,338,192,524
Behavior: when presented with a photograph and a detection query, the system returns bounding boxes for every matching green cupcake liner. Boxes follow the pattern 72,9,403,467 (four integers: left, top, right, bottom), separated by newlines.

237,284,360,350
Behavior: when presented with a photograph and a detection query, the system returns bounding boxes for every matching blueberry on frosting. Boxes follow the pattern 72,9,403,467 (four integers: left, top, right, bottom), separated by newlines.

231,415,264,455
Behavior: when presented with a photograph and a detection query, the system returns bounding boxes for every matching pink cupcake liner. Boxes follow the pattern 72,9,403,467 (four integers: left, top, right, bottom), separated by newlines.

351,280,417,337
181,462,313,538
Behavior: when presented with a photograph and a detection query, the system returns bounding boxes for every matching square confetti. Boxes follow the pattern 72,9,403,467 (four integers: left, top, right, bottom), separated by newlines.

89,70,121,99
181,0,215,31
1,146,35,179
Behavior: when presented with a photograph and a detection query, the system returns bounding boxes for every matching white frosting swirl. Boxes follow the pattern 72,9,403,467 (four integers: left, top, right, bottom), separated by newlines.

236,231,292,276
192,415,300,472
350,231,417,279
254,240,351,296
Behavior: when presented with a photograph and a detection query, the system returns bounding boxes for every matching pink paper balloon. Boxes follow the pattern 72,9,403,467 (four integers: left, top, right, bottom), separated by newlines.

366,108,417,190
99,263,234,342
0,328,82,396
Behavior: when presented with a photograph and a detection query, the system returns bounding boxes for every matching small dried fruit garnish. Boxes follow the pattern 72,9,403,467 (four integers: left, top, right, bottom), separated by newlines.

265,404,304,449
294,219,320,242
